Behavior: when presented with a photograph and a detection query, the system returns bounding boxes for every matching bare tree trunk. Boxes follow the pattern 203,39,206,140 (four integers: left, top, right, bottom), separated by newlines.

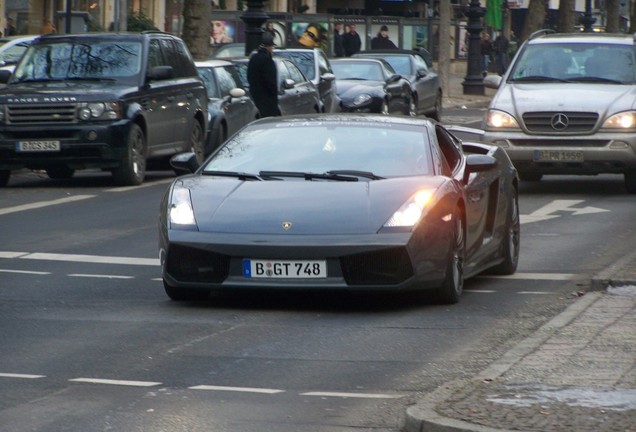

438,0,451,97
605,0,620,33
182,0,212,60
557,0,575,33
521,0,547,42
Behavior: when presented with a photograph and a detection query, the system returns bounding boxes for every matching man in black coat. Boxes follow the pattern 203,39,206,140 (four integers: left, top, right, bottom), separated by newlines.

342,24,362,57
247,32,281,118
371,25,397,50
333,23,345,57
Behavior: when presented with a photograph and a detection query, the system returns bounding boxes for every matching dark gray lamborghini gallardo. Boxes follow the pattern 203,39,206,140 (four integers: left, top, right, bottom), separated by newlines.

159,114,520,304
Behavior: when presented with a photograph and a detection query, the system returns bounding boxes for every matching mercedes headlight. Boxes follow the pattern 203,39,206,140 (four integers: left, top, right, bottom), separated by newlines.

485,109,519,129
602,111,636,129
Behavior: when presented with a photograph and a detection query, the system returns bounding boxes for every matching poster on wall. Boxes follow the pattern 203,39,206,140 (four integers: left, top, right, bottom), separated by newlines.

369,24,399,49
403,24,428,52
290,22,329,52
210,19,236,45
263,20,287,47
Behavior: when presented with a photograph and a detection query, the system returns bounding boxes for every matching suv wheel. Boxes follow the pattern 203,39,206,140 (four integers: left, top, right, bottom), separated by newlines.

0,170,10,186
112,123,146,186
625,172,636,194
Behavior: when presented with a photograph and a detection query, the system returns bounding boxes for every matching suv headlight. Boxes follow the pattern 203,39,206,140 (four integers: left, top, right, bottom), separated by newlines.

602,111,636,130
78,102,122,121
485,109,519,129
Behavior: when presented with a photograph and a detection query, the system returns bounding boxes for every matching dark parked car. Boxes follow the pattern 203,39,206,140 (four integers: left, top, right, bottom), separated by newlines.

354,50,442,120
196,60,258,161
159,114,520,304
330,57,412,115
231,56,322,116
273,48,340,113
0,32,207,186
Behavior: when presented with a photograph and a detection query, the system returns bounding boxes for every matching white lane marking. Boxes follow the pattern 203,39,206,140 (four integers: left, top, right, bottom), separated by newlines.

300,391,405,399
20,253,158,266
190,385,284,394
70,378,161,387
478,273,578,280
521,199,609,225
0,269,51,275
68,274,135,279
0,252,30,259
0,373,46,379
105,178,173,193
518,291,553,295
464,289,497,293
0,195,95,216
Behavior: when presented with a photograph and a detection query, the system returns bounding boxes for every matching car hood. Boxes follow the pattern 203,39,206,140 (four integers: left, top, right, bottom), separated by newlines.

0,82,137,102
490,82,636,115
180,176,445,235
336,80,384,98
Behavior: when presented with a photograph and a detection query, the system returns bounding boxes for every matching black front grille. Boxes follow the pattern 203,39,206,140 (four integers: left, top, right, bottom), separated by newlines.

510,139,609,147
522,112,598,133
7,104,77,124
166,244,230,283
341,247,413,286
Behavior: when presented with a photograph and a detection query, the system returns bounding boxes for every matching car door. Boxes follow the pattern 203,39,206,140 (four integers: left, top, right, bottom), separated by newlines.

381,63,406,114
316,50,339,112
215,65,253,135
412,54,439,113
285,60,319,114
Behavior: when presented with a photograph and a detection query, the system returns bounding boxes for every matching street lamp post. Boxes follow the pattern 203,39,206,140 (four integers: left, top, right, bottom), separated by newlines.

462,0,485,95
581,0,596,32
241,0,270,56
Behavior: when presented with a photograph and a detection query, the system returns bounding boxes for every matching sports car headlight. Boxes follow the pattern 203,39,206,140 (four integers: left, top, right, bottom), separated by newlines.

169,186,197,228
602,111,636,129
485,110,519,129
353,94,372,106
384,190,434,228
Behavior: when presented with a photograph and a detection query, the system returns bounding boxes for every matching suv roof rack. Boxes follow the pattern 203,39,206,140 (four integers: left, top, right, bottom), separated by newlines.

528,29,556,40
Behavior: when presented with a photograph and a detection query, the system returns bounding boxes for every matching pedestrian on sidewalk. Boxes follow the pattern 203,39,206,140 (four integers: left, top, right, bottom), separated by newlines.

480,32,493,77
494,32,509,75
247,32,281,118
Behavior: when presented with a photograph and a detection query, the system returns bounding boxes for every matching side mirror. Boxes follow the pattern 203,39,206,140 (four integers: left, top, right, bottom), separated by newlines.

387,74,401,84
0,69,12,84
148,65,174,81
416,69,427,78
229,88,246,98
463,154,497,183
170,152,199,176
483,74,502,89
282,78,295,89
321,72,336,82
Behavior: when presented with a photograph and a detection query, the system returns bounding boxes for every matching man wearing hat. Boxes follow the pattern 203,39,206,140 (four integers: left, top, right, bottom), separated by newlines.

371,25,397,50
247,32,281,118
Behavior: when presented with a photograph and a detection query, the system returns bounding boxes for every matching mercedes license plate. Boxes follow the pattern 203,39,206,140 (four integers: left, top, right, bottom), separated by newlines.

16,140,61,152
533,150,583,162
243,259,327,279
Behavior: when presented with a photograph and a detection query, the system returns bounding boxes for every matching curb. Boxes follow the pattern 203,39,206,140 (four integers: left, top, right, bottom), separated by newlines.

403,292,604,432
589,247,636,291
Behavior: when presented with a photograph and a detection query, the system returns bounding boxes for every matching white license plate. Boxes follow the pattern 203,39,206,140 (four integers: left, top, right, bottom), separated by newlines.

243,259,327,279
16,140,61,152
533,150,583,162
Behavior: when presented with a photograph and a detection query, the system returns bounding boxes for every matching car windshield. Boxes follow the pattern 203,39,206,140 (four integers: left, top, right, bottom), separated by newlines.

362,54,411,76
12,41,143,84
275,51,315,80
332,61,384,81
202,120,432,177
509,42,636,83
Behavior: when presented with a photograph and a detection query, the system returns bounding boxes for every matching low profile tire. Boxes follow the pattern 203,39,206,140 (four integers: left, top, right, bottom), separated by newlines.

430,91,442,121
46,166,75,180
112,123,146,186
163,279,210,301
408,95,418,117
624,172,636,194
0,170,10,186
488,188,520,275
189,120,206,165
380,101,389,115
518,171,543,182
433,211,465,304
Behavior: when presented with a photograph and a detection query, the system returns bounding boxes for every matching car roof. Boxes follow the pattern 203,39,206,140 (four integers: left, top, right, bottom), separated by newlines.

331,57,393,67
32,31,178,43
195,59,235,67
356,49,421,56
0,35,39,44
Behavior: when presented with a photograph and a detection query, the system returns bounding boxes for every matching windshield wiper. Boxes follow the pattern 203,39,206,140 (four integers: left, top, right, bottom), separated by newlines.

259,170,359,181
202,170,263,180
567,76,624,84
64,77,117,82
325,170,384,180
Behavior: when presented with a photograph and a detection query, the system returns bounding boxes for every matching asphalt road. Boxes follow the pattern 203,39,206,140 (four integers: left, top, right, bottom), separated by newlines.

1,111,635,431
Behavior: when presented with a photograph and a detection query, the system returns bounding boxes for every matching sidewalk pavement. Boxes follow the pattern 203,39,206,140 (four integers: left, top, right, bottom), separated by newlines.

403,66,636,432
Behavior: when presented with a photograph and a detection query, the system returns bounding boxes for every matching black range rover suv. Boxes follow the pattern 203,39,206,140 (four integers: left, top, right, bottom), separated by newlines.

0,31,208,186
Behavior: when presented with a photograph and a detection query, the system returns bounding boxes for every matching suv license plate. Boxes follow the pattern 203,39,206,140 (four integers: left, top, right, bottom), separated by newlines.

17,140,61,152
533,150,583,162
243,259,327,279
